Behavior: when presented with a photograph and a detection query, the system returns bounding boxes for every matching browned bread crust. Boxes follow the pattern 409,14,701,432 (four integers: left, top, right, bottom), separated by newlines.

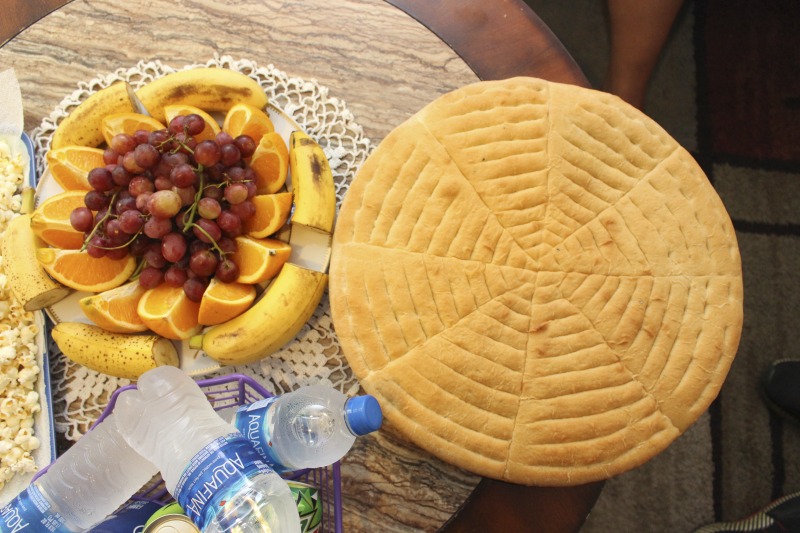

330,77,743,486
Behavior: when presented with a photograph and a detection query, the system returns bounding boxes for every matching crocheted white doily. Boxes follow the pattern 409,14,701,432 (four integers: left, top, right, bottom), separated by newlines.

31,56,373,440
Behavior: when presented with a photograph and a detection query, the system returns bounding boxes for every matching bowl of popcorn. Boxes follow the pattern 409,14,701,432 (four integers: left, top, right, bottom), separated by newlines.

0,132,56,504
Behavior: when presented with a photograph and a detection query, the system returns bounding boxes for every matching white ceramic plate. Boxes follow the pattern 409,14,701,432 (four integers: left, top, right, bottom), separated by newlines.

0,132,57,505
34,104,329,376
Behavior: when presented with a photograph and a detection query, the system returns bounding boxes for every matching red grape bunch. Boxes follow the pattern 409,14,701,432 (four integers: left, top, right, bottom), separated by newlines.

69,113,260,302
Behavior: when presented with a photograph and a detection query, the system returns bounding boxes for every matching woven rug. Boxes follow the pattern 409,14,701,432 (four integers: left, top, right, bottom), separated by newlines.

525,0,800,530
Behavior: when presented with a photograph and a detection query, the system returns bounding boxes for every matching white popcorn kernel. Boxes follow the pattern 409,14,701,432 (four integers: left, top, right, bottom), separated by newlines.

14,428,31,443
7,446,22,462
0,346,15,364
15,455,36,474
25,390,39,407
23,436,39,452
0,373,11,391
0,398,17,417
17,367,38,386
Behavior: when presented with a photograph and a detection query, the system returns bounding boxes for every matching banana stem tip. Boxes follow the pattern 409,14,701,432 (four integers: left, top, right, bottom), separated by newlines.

188,334,204,350
20,187,35,214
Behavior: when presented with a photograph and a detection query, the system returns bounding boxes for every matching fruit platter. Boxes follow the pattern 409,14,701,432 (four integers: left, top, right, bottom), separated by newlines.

9,67,337,379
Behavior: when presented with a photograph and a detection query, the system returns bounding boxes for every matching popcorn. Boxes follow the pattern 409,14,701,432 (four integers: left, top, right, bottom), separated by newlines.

0,346,15,364
17,367,39,387
0,138,41,487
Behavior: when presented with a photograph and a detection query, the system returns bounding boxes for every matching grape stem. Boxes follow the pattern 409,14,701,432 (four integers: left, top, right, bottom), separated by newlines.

93,228,144,251
181,164,205,231
170,128,197,156
80,191,119,252
187,221,227,258
129,258,147,280
179,167,229,258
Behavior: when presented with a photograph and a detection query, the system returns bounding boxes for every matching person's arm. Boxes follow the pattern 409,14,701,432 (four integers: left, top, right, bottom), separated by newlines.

605,0,685,108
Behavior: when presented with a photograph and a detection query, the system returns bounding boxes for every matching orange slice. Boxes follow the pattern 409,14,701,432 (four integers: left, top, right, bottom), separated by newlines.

36,248,136,292
164,104,221,143
222,103,274,144
101,113,166,146
137,284,202,340
231,236,291,284
30,190,89,249
79,280,148,333
46,146,106,191
243,193,293,239
249,132,289,194
197,278,257,326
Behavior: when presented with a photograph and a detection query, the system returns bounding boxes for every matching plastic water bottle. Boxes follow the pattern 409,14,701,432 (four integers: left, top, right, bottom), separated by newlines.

0,414,158,532
226,385,383,473
112,366,301,533
87,500,163,532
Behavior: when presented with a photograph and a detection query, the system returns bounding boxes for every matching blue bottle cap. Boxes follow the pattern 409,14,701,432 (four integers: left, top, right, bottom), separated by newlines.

345,395,383,436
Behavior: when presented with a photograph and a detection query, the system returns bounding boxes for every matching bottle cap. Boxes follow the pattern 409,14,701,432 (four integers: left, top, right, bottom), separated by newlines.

345,395,383,435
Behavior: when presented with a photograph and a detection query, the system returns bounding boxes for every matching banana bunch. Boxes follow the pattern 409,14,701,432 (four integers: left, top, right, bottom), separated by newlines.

51,322,179,380
1,198,70,311
51,68,267,149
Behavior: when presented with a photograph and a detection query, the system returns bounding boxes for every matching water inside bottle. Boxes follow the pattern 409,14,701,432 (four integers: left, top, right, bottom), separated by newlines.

291,403,336,447
213,489,281,532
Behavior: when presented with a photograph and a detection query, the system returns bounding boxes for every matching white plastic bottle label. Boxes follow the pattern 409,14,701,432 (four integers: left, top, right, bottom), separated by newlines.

0,484,71,532
173,432,278,529
231,397,288,473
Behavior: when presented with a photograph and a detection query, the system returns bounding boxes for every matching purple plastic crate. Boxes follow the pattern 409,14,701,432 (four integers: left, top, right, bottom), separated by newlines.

37,374,343,533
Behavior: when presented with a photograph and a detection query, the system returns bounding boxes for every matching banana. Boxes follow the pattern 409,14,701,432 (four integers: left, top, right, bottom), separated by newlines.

51,322,179,380
51,82,134,149
1,213,70,311
136,67,268,124
191,263,328,365
289,131,336,233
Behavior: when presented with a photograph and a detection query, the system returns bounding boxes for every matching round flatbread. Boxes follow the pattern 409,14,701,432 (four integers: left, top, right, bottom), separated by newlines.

329,77,742,486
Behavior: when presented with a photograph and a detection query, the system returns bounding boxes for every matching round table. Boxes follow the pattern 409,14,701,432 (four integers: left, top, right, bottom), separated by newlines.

0,1,600,531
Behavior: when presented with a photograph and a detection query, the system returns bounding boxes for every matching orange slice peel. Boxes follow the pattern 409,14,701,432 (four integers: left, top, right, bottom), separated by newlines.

46,146,106,191
197,278,257,326
230,236,291,285
101,113,166,146
79,280,149,333
222,103,274,144
36,248,136,292
30,190,88,249
249,132,289,194
243,192,293,239
137,284,202,340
